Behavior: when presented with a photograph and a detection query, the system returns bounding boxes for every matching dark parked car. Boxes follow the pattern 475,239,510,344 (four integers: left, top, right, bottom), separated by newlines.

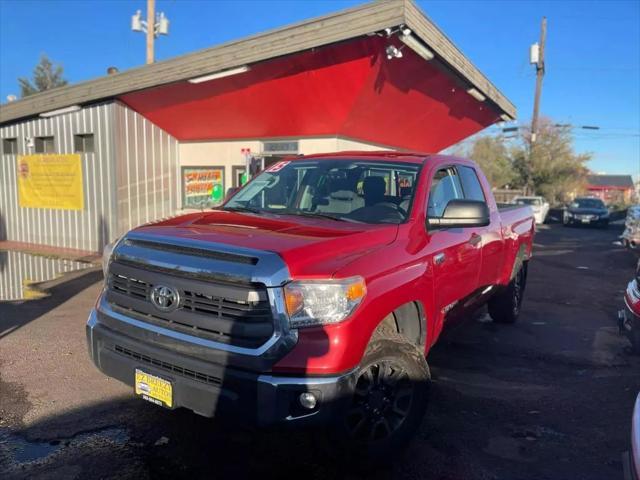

563,197,610,228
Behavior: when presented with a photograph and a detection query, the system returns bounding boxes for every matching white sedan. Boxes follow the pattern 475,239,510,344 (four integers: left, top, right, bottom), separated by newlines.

512,196,550,225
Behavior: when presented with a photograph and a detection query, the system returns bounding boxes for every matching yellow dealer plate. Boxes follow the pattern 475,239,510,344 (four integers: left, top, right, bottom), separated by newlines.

135,370,173,408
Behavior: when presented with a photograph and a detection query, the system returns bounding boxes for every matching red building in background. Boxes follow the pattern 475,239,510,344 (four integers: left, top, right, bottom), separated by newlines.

587,174,635,205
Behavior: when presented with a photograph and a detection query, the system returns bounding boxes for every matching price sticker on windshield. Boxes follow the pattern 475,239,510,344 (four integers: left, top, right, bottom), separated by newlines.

266,161,290,173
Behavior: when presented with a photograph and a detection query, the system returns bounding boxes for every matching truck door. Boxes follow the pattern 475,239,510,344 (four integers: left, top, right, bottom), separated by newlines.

426,167,482,322
457,165,504,288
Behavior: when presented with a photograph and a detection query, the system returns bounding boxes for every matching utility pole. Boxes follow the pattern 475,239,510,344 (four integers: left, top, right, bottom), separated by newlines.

531,17,547,144
527,17,547,195
131,1,169,65
146,0,155,64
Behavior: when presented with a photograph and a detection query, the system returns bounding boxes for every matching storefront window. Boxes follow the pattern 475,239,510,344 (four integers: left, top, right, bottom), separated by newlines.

182,166,225,208
232,165,247,188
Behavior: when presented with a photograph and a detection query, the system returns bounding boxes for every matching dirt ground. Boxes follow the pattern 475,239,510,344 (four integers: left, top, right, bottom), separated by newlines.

1,223,638,480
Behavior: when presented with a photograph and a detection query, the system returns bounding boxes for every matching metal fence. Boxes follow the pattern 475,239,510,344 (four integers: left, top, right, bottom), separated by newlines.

0,102,179,253
112,102,179,236
492,188,526,204
0,250,92,301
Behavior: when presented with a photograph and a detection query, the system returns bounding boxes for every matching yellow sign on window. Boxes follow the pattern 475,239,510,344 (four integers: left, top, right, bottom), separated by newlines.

17,154,84,210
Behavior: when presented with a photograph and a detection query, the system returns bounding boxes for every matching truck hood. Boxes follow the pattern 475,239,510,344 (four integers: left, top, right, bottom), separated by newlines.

133,210,399,278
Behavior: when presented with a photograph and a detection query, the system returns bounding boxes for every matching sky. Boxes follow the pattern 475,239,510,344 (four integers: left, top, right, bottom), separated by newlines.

0,0,639,177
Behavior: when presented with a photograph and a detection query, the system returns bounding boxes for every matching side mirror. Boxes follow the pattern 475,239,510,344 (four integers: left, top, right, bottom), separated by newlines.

225,187,240,201
427,199,490,229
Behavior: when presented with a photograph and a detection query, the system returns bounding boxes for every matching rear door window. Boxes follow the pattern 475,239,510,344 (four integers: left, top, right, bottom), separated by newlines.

458,165,486,202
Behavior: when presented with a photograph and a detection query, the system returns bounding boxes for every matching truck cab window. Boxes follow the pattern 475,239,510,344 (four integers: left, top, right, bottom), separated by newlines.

427,168,463,217
458,165,486,202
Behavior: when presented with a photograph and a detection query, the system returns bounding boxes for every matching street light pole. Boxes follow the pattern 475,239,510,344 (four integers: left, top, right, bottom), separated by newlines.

146,0,155,65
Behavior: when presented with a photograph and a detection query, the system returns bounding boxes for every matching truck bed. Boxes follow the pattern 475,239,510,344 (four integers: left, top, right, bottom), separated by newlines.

497,203,524,212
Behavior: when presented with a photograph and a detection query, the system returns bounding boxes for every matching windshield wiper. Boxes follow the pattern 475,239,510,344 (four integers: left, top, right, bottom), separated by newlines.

220,206,262,214
281,211,357,223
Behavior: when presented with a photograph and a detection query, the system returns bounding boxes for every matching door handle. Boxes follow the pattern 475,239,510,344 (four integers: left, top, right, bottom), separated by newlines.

434,252,446,265
468,234,482,247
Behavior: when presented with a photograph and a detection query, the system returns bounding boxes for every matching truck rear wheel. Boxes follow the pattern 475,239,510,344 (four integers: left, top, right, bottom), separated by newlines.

489,264,527,324
327,338,430,466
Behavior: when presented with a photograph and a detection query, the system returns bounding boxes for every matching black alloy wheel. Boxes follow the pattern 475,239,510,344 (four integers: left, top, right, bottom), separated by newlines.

345,360,414,442
489,262,528,324
325,338,430,467
512,267,525,317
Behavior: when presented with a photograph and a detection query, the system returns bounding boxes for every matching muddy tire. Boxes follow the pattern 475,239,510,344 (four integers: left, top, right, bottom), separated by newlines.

327,337,430,467
489,264,527,324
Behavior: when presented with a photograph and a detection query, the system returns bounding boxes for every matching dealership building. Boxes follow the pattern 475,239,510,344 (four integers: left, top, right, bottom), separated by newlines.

0,0,515,255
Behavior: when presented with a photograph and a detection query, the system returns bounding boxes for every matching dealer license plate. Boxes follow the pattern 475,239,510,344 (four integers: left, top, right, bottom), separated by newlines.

135,369,173,408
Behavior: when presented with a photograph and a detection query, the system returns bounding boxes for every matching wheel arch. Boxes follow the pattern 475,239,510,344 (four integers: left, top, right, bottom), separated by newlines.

372,301,427,348
509,243,528,282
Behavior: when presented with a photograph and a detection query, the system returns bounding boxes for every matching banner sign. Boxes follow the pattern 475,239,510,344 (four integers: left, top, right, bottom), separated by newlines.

262,141,298,154
182,167,224,208
17,154,84,210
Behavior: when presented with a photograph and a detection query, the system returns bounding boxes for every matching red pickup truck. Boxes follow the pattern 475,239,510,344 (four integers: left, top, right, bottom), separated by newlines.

88,152,534,460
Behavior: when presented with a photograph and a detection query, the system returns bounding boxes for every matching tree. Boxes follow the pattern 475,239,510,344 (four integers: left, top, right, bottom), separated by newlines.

447,135,517,189
468,136,518,189
18,54,68,97
512,119,590,203
449,117,591,204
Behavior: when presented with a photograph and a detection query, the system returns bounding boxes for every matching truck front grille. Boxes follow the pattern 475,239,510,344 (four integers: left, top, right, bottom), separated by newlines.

107,265,274,348
114,345,222,386
111,274,149,299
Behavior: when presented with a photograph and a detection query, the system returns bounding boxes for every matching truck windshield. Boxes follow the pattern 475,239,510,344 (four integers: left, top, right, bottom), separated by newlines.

223,159,420,224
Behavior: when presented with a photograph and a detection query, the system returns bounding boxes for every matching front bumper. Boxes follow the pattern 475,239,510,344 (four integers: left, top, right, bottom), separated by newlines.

86,307,355,426
565,214,608,225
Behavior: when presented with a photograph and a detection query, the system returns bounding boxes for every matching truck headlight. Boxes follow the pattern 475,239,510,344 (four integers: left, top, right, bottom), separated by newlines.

283,277,366,328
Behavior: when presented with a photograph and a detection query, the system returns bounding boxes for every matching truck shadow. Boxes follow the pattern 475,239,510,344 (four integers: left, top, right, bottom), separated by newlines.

2,326,433,479
0,268,102,340
0,375,415,479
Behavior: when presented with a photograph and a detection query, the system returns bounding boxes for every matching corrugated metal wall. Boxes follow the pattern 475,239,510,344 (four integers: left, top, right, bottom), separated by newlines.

0,103,117,252
0,250,92,301
112,102,179,234
0,102,180,253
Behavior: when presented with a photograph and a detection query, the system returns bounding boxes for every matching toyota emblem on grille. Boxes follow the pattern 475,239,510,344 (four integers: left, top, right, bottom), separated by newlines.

150,285,180,312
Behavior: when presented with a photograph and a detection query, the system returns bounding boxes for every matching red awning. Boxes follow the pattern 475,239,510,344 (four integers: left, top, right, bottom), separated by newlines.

120,36,500,152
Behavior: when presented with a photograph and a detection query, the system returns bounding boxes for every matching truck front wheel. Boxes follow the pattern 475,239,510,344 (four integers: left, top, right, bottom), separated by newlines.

328,338,430,465
488,264,527,324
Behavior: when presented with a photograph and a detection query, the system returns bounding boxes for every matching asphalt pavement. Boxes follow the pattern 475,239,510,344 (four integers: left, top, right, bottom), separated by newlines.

0,223,638,480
